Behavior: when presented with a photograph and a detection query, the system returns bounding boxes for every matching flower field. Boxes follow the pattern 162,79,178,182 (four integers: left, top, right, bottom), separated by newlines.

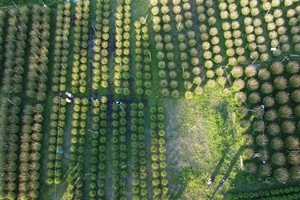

0,0,299,199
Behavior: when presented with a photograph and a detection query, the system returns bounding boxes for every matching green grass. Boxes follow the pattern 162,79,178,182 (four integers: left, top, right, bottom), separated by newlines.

163,84,244,200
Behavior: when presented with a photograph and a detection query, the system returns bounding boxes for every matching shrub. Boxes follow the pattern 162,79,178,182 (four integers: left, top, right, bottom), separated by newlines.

184,81,193,90
247,78,259,91
270,62,284,75
275,91,289,104
182,71,190,80
208,16,216,25
271,152,286,166
291,90,300,103
292,35,300,44
295,43,300,53
243,134,254,146
250,51,259,60
235,92,247,102
201,42,210,51
270,137,283,150
295,105,300,119
281,120,296,134
290,166,300,179
260,53,269,62
256,134,269,147
294,105,300,119
211,36,219,45
217,77,226,86
257,149,269,162
274,168,289,183
285,136,299,150
204,60,213,69
226,48,235,57
244,147,254,159
287,152,300,165
169,71,177,79
214,55,223,64
258,68,270,81
278,106,293,119
150,0,158,6
264,109,277,121
252,120,264,132
231,66,244,78
286,61,300,74
289,75,300,88
161,88,169,96
244,162,257,174
237,106,249,117
267,123,280,136
170,80,178,89
261,82,273,94
281,44,290,53
232,79,245,91
171,90,179,98
240,119,251,129
259,164,272,177
273,76,288,90
262,96,275,108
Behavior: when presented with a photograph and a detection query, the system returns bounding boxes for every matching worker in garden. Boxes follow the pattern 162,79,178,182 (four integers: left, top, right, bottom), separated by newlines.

116,101,122,106
206,178,213,191
259,104,265,111
218,176,227,189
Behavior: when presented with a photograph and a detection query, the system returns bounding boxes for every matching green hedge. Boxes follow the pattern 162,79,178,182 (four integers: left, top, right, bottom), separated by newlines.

228,186,300,200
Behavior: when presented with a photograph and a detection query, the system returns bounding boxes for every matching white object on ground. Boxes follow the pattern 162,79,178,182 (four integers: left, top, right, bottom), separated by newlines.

66,98,72,103
66,92,72,98
254,153,261,158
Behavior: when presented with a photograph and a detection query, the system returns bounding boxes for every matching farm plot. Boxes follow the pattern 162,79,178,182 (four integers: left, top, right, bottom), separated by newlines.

0,0,299,200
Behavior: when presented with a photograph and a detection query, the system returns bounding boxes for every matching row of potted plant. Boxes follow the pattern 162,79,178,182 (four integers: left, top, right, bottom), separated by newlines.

114,0,131,96
228,185,300,200
264,8,291,57
285,5,300,53
71,0,90,94
240,1,271,62
197,1,231,89
52,3,71,93
178,31,203,99
218,0,239,20
111,103,128,199
149,106,168,199
0,10,5,70
134,18,152,96
170,0,202,99
151,1,181,98
130,103,148,199
88,97,109,199
46,97,67,185
66,98,89,199
197,2,225,63
218,0,247,67
91,0,110,91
